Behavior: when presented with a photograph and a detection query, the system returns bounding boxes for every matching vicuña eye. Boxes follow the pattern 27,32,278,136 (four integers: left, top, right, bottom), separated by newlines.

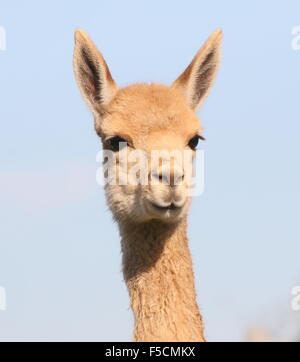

107,136,128,152
188,135,201,150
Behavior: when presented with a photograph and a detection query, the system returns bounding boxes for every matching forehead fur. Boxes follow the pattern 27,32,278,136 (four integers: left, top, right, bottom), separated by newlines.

100,83,201,144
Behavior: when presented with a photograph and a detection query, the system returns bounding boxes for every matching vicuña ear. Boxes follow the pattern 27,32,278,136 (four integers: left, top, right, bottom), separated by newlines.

73,29,118,116
172,29,222,111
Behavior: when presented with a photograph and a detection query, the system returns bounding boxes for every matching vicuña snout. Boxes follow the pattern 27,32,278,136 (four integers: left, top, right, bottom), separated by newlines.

146,158,189,221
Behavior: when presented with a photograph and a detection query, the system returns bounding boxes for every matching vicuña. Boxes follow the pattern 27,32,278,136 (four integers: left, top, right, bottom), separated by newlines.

73,29,222,342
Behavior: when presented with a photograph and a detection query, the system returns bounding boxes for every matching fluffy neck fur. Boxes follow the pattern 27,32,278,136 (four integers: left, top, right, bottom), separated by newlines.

119,217,205,342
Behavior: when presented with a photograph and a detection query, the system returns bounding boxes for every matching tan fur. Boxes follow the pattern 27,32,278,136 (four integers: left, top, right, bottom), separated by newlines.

73,29,222,342
121,219,205,342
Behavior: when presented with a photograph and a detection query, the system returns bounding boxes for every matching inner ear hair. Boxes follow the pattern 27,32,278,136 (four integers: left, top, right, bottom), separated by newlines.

73,29,118,114
172,29,222,111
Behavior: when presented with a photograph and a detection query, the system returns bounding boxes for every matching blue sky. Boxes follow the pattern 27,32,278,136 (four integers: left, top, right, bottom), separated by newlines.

0,0,300,341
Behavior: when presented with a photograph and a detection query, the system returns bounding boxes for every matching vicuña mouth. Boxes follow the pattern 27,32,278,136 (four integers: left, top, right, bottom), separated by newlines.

150,202,181,211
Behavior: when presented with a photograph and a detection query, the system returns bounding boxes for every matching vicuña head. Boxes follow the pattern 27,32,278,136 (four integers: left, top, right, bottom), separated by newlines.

74,29,222,342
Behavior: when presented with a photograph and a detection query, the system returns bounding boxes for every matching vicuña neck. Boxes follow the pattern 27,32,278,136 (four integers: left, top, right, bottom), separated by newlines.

119,218,205,342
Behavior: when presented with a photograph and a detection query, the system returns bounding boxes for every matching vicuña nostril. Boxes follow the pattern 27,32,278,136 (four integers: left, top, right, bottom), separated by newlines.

175,173,184,183
150,169,184,186
171,172,185,187
151,171,167,184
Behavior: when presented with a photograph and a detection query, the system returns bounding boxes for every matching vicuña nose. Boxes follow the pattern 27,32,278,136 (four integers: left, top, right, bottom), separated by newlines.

150,166,184,187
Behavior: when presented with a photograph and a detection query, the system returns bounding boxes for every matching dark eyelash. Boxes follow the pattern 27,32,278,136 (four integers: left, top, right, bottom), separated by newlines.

188,135,205,150
106,136,128,152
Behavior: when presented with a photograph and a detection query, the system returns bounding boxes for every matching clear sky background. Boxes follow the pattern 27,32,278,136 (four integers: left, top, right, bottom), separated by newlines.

0,0,300,341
